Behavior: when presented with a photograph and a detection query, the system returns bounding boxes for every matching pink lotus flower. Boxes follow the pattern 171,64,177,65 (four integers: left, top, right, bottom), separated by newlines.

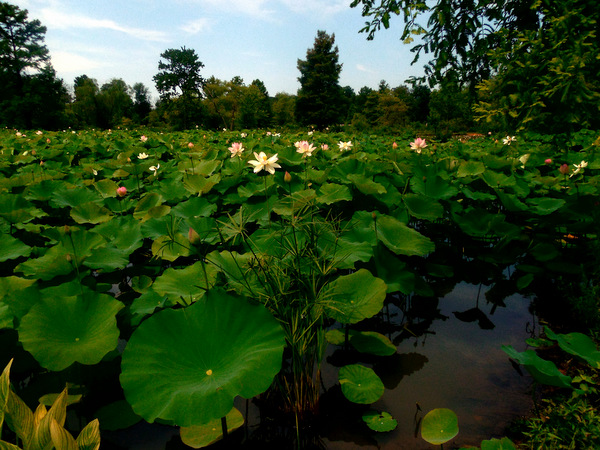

545,158,552,165
116,186,127,197
140,135,148,142
410,138,427,153
559,164,569,175
321,144,329,151
188,142,194,148
228,142,244,158
295,140,315,158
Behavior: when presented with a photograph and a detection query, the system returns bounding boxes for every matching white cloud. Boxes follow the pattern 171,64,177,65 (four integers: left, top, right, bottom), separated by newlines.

50,50,107,74
356,64,376,74
39,8,170,42
181,18,212,34
280,0,351,16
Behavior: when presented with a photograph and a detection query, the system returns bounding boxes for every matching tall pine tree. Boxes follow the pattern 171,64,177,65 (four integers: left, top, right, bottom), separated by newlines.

296,31,346,129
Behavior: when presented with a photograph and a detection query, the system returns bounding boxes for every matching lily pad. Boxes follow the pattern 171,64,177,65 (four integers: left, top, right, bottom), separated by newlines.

376,214,435,257
152,261,218,304
421,408,459,445
544,327,600,369
339,364,384,404
324,269,387,324
180,407,244,448
0,233,31,262
350,331,396,356
362,411,397,432
120,289,285,426
18,291,124,371
480,437,517,450
502,345,572,388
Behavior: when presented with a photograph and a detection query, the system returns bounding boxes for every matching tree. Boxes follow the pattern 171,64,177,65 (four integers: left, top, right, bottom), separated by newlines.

350,0,600,133
153,47,205,129
0,2,68,129
132,82,152,124
0,2,49,84
296,30,346,128
97,78,133,128
70,75,99,128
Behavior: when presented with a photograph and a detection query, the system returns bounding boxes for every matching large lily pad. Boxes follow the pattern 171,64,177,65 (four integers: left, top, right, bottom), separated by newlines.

544,327,600,369
120,289,285,426
18,291,123,371
180,407,244,448
421,408,459,445
339,364,384,404
324,269,387,324
376,215,435,257
502,345,572,388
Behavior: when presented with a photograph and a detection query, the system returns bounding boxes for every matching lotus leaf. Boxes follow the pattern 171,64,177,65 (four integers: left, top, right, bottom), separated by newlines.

376,214,435,257
70,202,113,224
180,407,244,448
526,197,566,215
324,269,387,324
421,408,459,445
339,364,384,404
152,261,217,303
347,173,387,195
317,183,353,205
19,292,123,371
457,160,485,177
0,195,45,224
544,327,600,369
502,345,572,388
120,289,285,426
480,437,517,450
403,194,444,221
0,233,31,262
362,411,397,432
350,331,396,356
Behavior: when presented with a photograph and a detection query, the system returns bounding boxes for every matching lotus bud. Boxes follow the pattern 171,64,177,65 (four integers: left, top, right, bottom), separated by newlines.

189,227,201,245
116,186,127,197
66,253,72,262
372,211,377,220
544,158,552,165
392,142,398,149
284,171,292,183
127,157,131,163
46,138,51,144
559,164,569,175
188,142,194,148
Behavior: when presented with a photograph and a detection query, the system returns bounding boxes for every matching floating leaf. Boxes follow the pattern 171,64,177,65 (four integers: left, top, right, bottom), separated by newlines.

324,269,387,324
376,214,435,257
152,261,217,304
403,194,444,221
544,327,600,369
339,364,384,404
120,289,285,426
502,345,572,388
480,437,517,450
362,411,397,432
317,183,353,205
421,408,459,445
180,407,244,448
19,292,123,371
70,202,113,224
350,331,396,356
0,233,31,262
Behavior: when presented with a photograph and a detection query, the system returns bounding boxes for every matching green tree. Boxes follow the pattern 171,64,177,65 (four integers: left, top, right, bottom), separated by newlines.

350,0,600,133
132,82,152,125
296,30,345,129
97,78,133,129
272,92,296,128
153,46,205,129
70,75,99,128
0,2,67,128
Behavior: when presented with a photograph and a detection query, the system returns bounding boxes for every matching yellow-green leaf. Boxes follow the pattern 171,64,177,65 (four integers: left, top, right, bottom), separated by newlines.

50,419,77,450
75,419,101,450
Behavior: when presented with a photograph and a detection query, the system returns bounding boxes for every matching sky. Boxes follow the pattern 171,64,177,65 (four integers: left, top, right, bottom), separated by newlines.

12,0,429,103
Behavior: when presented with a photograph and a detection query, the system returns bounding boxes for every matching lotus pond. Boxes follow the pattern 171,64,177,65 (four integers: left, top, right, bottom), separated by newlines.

0,128,599,449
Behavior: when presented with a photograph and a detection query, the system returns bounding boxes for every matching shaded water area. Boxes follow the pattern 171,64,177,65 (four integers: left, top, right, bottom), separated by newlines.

100,280,535,449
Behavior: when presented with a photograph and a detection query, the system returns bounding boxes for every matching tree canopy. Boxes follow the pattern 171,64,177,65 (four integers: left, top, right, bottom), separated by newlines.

296,30,347,129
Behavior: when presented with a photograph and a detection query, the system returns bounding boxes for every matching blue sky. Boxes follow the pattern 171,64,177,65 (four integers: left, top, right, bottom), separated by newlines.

13,0,429,102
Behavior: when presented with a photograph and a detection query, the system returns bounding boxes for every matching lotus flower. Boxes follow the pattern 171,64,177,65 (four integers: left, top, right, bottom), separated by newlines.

116,186,127,197
410,138,427,153
295,141,315,158
338,141,353,151
228,142,244,158
248,152,281,175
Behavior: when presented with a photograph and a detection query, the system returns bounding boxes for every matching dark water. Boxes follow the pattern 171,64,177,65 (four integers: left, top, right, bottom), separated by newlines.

320,282,535,449
102,281,535,449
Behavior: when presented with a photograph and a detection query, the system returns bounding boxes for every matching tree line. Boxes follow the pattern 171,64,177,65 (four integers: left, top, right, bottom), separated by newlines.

2,0,598,136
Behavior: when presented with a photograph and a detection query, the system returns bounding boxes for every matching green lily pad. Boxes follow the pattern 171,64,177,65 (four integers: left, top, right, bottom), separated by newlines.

0,233,31,262
120,289,285,426
350,331,396,356
339,364,384,404
317,183,353,205
376,214,435,257
526,197,565,215
502,345,572,388
0,195,46,224
403,194,444,221
18,291,124,371
152,261,218,304
325,329,346,346
347,173,387,195
480,437,517,450
457,160,485,177
324,269,387,324
180,407,244,448
421,408,459,445
70,202,113,224
362,411,397,432
544,327,600,369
